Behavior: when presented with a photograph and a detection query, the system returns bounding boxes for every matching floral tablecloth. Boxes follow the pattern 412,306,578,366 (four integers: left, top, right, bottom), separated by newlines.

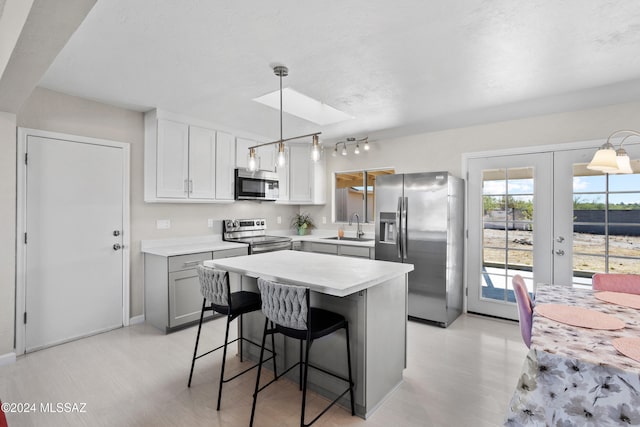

506,283,640,426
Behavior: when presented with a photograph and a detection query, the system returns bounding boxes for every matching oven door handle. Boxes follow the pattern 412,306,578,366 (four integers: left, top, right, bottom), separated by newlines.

251,241,292,254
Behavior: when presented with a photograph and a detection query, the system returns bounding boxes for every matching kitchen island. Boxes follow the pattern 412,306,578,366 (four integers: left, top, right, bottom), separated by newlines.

204,250,414,418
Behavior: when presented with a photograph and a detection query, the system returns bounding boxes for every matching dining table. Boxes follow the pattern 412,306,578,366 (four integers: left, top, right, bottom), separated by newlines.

505,283,640,426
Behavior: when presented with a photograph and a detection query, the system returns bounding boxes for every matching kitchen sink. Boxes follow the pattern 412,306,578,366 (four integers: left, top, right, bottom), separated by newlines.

323,236,374,242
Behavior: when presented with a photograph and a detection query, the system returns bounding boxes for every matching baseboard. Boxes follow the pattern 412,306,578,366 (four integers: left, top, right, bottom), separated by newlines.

129,315,145,325
0,352,16,367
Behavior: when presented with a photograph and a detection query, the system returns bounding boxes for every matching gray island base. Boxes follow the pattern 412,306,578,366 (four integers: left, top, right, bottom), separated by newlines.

204,250,414,419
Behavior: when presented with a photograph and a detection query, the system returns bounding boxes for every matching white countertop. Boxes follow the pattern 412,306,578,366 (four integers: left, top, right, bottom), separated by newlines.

140,235,247,256
272,230,375,248
204,250,413,297
141,230,374,257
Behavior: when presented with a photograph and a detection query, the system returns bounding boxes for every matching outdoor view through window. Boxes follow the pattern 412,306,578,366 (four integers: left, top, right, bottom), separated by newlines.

482,165,640,302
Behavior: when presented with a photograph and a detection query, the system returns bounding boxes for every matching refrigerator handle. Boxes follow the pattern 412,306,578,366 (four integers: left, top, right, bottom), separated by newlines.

402,196,408,260
396,196,403,259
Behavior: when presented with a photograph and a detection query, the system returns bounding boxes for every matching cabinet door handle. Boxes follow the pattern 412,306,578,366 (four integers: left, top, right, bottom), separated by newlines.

182,260,201,267
184,179,188,193
189,180,193,193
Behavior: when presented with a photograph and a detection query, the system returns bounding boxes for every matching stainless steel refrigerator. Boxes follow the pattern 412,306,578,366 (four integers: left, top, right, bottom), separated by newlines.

375,172,464,327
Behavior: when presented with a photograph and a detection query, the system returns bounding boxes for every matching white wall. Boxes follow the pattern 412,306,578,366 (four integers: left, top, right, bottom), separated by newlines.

308,101,640,236
16,88,300,319
0,112,16,355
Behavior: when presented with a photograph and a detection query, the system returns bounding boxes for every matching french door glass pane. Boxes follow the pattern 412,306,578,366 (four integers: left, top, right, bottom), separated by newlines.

482,167,534,302
571,164,640,285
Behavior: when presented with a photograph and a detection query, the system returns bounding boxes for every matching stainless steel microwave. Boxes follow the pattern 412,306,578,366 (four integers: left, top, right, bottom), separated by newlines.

234,169,279,201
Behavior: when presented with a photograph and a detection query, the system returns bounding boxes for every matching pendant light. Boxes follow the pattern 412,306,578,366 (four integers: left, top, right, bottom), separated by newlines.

587,130,638,174
247,65,321,172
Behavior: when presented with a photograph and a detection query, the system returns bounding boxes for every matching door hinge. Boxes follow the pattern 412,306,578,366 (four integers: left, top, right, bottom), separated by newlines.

465,287,468,296
466,229,469,238
25,153,28,165
24,312,27,324
24,232,27,244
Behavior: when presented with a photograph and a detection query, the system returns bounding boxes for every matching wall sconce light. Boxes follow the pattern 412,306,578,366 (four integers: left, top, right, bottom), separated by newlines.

247,65,321,172
587,129,638,174
332,137,369,158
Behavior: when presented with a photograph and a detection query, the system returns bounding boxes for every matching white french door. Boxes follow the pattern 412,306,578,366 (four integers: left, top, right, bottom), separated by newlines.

554,145,640,286
467,142,640,319
467,153,553,320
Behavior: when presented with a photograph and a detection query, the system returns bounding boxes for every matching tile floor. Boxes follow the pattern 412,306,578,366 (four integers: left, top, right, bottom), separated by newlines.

0,314,528,426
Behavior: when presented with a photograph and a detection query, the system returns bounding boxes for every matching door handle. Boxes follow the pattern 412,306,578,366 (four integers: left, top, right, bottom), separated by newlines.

396,197,402,259
113,230,121,237
113,243,122,251
555,249,565,256
556,236,565,243
402,197,408,260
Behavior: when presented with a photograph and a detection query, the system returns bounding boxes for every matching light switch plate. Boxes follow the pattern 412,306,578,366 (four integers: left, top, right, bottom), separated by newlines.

276,216,282,224
207,219,214,228
322,216,327,224
156,219,171,229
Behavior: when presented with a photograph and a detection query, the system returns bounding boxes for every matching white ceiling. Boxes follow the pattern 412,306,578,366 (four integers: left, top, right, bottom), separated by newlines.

38,0,640,142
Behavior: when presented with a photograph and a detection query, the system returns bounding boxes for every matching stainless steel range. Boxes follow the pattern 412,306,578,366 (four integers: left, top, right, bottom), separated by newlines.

223,218,292,254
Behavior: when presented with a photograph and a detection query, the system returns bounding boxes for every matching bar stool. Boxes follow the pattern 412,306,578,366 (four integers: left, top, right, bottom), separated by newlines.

250,277,355,427
188,265,275,410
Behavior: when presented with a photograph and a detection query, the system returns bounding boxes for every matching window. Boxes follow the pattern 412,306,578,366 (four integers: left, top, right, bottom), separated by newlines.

334,168,394,223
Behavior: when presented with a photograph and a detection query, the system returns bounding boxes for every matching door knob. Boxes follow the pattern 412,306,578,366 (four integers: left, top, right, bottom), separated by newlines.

555,249,565,256
113,243,122,251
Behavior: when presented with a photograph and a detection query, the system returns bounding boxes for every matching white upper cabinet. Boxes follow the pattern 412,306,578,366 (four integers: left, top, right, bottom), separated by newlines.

257,144,276,172
289,144,312,202
236,137,276,172
215,131,235,200
276,146,289,201
145,110,235,203
235,137,253,170
280,142,326,205
188,126,216,199
156,119,189,199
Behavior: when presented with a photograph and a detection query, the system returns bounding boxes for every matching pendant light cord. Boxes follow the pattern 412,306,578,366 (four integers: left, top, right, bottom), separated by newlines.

279,71,283,142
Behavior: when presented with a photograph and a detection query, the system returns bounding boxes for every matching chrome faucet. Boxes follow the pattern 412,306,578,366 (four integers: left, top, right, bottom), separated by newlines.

349,213,365,239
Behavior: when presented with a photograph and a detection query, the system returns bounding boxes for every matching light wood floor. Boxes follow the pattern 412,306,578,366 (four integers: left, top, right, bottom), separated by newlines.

0,314,527,426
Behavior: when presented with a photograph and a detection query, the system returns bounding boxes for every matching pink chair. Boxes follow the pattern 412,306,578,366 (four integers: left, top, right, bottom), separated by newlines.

592,274,640,295
512,275,533,348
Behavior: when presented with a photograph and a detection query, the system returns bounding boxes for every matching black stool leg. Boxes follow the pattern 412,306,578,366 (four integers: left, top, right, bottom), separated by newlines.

216,313,232,411
299,339,303,390
188,298,207,387
239,313,244,362
270,321,278,378
300,337,312,427
345,323,355,416
250,317,270,427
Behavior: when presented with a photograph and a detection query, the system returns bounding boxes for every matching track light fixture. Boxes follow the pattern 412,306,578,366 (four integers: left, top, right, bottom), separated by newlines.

331,137,369,158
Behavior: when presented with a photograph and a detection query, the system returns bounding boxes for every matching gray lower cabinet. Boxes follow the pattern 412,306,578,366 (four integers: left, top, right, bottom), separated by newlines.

300,241,374,259
145,247,248,332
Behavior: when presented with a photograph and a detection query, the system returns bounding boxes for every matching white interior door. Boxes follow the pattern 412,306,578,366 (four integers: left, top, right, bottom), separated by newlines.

467,153,553,319
24,135,125,352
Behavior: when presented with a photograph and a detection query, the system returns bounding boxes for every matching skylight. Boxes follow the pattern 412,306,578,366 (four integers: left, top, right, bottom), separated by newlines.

253,88,353,126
